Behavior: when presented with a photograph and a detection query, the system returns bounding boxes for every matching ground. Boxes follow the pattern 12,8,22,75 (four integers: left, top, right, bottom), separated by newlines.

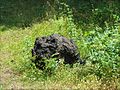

0,19,120,89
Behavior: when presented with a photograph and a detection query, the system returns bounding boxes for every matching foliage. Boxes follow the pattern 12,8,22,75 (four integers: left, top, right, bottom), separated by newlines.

0,0,120,89
59,1,120,80
83,25,120,79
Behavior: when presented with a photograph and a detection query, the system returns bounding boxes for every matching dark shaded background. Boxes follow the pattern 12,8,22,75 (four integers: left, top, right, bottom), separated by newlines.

0,0,120,28
0,0,47,27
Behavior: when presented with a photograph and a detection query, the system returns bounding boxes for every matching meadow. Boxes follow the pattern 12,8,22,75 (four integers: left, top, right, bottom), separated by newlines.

0,0,120,89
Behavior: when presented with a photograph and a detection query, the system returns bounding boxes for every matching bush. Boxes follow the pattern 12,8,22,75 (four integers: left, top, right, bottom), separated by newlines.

77,24,120,79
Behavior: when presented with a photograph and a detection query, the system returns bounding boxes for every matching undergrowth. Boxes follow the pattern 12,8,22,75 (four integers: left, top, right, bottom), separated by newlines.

0,17,119,89
0,2,120,90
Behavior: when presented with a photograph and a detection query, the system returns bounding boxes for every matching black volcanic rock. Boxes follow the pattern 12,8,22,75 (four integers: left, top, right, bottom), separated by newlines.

32,34,84,70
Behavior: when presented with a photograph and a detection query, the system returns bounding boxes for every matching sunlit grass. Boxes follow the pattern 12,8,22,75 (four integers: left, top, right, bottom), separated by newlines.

0,18,120,89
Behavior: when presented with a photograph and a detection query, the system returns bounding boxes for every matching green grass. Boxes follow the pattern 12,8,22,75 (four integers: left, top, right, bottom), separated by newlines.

0,18,120,90
0,0,46,28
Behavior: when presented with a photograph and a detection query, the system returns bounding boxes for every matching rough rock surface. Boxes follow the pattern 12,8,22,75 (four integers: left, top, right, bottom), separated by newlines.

32,34,84,70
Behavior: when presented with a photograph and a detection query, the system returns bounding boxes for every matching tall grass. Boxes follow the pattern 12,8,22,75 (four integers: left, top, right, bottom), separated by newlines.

0,1,120,89
0,16,120,89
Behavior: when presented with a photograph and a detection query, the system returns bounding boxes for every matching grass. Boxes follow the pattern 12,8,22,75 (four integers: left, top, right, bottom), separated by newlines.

0,18,120,90
0,0,46,28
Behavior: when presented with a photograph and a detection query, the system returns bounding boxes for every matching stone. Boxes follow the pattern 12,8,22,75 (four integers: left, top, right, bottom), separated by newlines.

32,34,85,70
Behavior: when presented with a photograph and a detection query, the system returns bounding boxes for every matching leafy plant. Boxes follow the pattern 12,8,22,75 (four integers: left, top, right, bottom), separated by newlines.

84,24,120,79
